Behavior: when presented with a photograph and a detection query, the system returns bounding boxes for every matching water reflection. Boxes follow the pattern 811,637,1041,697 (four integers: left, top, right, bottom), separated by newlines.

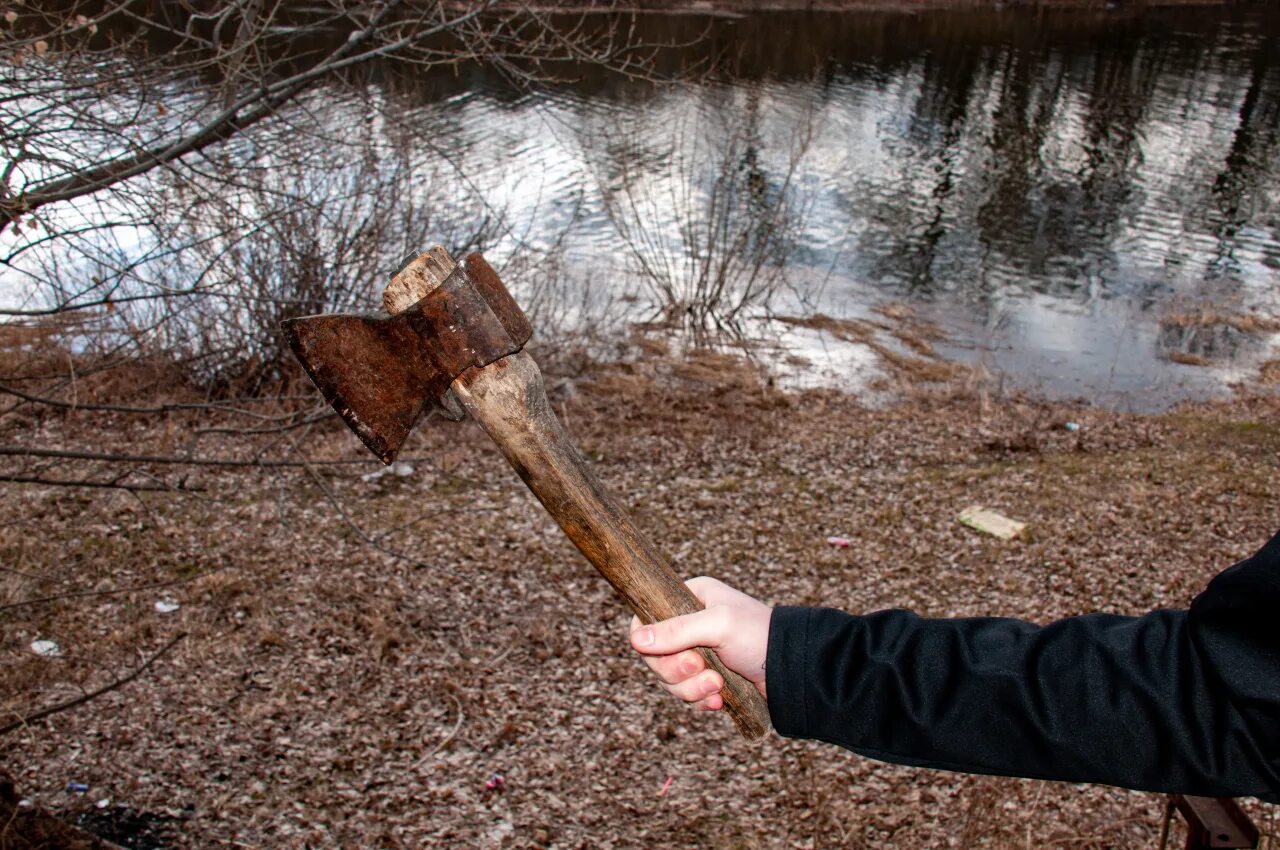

562,6,1279,406
5,6,1278,408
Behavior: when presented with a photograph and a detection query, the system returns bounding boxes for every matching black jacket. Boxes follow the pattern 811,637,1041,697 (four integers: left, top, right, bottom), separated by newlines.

765,532,1280,801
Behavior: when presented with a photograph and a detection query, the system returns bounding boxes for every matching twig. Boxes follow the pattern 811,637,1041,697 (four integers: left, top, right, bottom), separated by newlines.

400,694,465,780
1,577,193,613
0,381,313,421
302,461,433,569
363,696,468,793
0,632,187,736
370,504,497,543
194,410,335,436
1158,797,1175,850
0,445,407,468
0,474,204,492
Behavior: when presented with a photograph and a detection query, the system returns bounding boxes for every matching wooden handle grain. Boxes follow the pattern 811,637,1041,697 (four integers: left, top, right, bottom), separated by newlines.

452,353,772,740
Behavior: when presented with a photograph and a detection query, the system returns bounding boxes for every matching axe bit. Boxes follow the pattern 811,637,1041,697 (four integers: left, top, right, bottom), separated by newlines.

282,247,772,740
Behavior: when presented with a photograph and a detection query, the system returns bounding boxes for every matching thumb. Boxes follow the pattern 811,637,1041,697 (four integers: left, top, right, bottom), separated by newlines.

630,608,727,656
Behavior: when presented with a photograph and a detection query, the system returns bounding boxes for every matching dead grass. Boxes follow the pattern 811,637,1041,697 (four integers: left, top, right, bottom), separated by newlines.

1167,351,1211,366
1156,304,1280,367
2,349,1278,848
775,312,877,343
776,309,968,388
1160,306,1280,335
866,340,970,384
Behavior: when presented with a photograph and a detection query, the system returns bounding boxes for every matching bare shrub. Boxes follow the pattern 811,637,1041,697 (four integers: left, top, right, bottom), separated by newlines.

593,81,815,340
1,5,674,389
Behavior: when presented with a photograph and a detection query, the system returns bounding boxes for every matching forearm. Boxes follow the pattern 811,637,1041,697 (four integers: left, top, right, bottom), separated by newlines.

766,604,1279,800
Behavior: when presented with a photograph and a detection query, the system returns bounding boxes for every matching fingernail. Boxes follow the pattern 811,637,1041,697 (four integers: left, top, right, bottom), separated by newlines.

635,627,654,647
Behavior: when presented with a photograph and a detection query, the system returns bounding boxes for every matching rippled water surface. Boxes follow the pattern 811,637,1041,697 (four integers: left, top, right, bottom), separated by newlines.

392,7,1280,408
8,6,1279,409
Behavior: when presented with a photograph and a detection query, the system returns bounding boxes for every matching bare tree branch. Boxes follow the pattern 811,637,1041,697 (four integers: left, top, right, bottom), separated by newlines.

1,632,187,737
0,474,204,492
0,578,195,614
0,445,394,468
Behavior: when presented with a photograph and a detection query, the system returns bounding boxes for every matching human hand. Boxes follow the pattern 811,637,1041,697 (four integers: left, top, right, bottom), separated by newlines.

629,577,772,711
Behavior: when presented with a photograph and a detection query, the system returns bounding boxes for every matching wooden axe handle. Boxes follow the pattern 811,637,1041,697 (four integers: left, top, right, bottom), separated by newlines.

452,353,772,740
386,248,771,740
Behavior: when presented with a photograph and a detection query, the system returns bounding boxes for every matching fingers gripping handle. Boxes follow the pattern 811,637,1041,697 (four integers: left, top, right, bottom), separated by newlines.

661,591,772,740
451,353,772,740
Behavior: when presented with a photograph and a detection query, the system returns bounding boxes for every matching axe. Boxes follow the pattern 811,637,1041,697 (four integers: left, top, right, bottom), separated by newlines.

282,246,772,740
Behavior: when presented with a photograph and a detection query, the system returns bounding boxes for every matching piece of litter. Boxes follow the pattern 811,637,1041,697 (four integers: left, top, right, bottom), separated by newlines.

154,599,180,614
96,798,111,809
959,506,1026,541
360,461,415,482
31,639,61,657
658,776,674,797
66,782,89,794
1064,421,1081,432
825,536,851,549
484,773,505,793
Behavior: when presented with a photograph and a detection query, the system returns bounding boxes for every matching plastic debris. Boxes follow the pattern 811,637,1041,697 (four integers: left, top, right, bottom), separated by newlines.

154,599,180,614
658,776,674,797
66,782,89,794
959,506,1026,541
31,639,61,657
1064,421,1081,432
96,798,111,809
484,773,505,793
360,461,415,482
825,536,851,549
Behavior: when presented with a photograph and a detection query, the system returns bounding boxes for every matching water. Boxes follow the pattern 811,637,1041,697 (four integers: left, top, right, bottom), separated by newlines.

395,6,1280,408
5,5,1278,410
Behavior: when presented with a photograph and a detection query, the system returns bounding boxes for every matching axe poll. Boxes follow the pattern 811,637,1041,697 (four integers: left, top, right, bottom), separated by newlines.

282,247,772,740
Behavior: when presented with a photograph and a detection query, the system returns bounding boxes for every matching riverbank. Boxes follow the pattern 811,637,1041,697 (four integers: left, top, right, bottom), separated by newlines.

2,345,1277,847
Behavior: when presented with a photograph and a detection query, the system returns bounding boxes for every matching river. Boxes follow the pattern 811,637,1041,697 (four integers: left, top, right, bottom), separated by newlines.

373,5,1280,409
5,4,1278,410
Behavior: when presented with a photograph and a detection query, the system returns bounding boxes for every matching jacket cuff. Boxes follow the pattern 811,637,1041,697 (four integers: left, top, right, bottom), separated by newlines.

766,606,813,738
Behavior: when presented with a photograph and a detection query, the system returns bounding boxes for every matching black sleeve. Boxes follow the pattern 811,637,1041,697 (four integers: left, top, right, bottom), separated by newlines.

765,532,1280,801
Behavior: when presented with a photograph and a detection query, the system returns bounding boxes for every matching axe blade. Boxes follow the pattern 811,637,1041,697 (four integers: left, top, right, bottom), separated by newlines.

283,311,439,464
283,255,533,465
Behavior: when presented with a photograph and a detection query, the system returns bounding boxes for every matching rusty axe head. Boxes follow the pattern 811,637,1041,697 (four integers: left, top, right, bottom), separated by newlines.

281,250,532,464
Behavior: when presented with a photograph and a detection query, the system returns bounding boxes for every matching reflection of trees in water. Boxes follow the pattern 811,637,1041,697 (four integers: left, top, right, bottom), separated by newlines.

975,32,1163,296
6,5,1278,375
1205,29,1279,280
840,10,1280,313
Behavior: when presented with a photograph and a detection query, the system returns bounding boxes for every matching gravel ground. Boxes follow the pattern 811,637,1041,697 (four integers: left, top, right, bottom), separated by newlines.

2,348,1278,849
